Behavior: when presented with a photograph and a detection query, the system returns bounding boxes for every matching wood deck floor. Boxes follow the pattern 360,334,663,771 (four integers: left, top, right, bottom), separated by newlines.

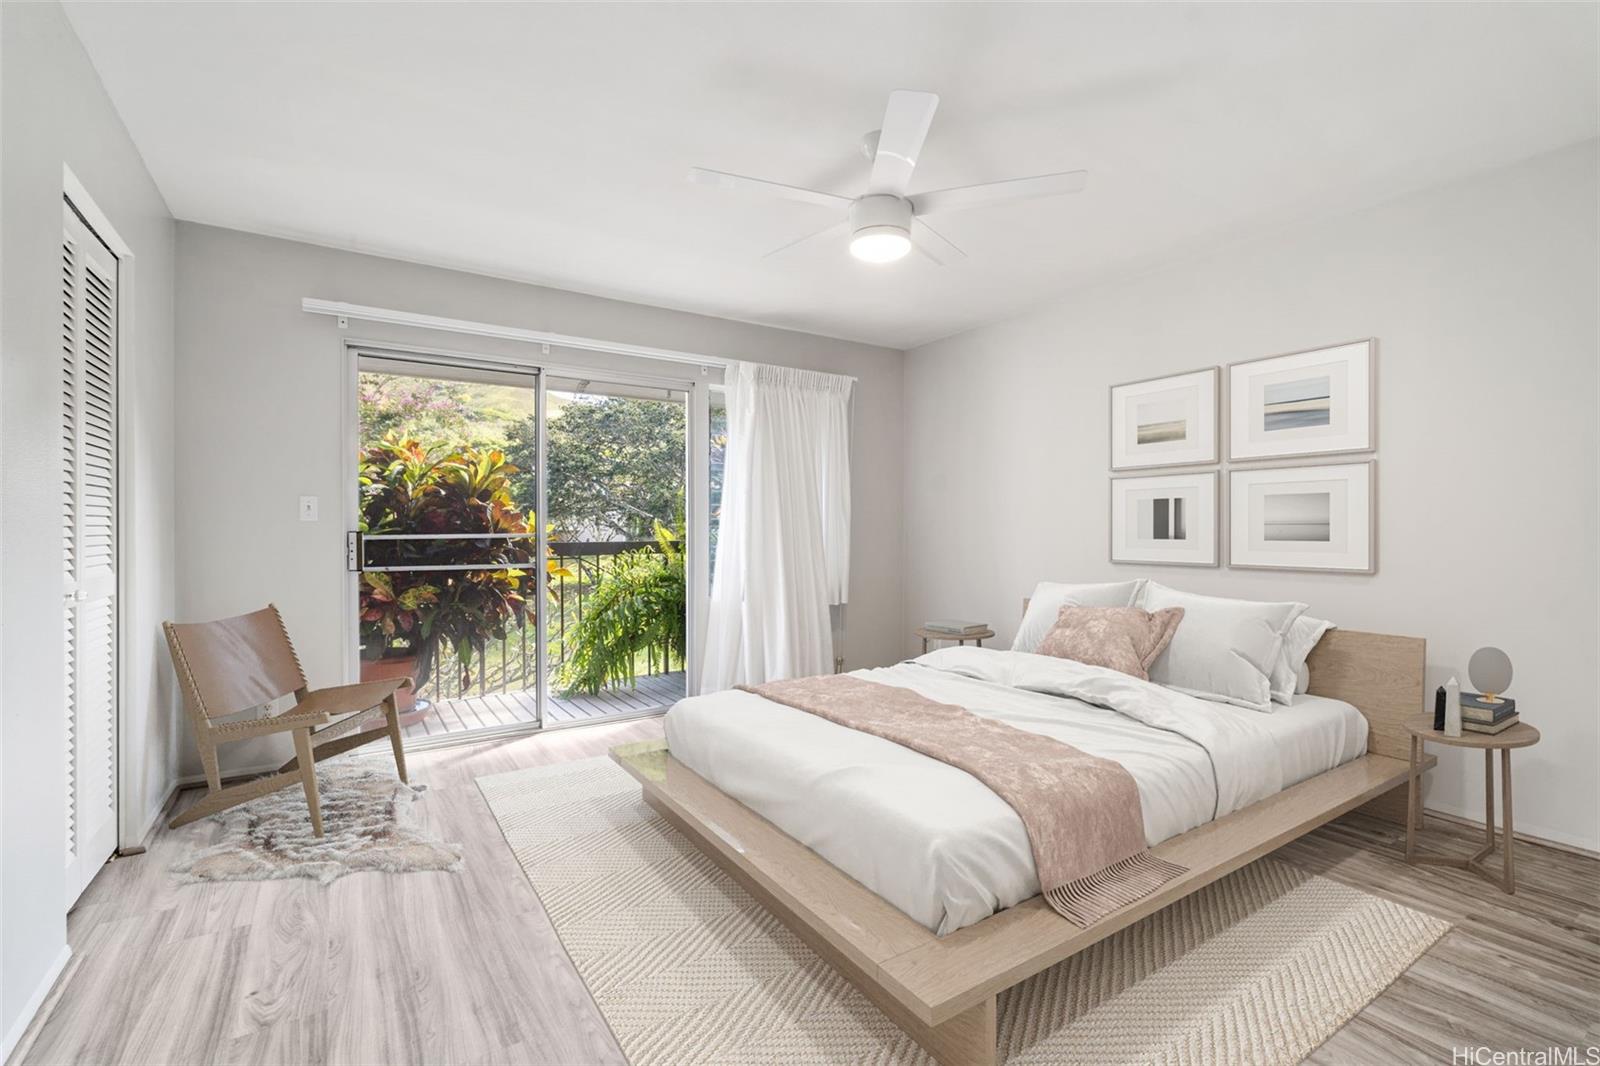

401,671,685,741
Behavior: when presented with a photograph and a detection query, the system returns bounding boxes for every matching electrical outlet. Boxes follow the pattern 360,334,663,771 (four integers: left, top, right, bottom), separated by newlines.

299,495,319,522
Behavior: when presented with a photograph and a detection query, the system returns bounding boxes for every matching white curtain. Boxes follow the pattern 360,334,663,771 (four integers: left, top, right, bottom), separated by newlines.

702,361,853,691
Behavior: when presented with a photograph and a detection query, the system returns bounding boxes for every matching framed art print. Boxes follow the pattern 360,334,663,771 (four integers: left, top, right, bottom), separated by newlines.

1229,461,1375,573
1110,470,1219,567
1228,340,1373,461
1110,367,1219,470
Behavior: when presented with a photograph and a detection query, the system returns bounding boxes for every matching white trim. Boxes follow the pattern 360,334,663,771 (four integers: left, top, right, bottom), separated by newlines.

2,945,72,1062
302,297,858,382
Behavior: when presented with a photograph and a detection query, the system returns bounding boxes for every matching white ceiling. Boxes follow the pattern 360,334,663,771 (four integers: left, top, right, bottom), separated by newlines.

65,2,1597,350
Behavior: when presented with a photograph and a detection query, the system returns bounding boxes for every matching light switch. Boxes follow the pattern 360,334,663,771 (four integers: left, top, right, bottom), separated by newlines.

299,495,319,522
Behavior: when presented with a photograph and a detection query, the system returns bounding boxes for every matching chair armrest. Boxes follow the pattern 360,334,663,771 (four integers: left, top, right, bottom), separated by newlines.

209,711,331,740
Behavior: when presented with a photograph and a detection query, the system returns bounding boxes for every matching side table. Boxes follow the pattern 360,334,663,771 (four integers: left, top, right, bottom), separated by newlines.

1403,714,1541,893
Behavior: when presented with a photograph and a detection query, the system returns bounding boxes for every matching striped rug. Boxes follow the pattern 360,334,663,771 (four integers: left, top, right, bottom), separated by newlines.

478,757,1447,1065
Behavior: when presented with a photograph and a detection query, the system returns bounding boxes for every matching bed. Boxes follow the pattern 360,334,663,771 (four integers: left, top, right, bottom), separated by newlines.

612,624,1426,1065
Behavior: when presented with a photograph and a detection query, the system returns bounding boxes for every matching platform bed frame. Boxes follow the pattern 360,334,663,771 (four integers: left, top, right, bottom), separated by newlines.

610,627,1428,1066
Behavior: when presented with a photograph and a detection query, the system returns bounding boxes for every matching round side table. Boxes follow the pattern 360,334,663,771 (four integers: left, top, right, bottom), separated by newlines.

915,628,994,654
1403,714,1540,893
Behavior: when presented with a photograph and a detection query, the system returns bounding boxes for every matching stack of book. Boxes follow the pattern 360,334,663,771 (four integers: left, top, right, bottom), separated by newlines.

1462,693,1519,734
922,619,989,637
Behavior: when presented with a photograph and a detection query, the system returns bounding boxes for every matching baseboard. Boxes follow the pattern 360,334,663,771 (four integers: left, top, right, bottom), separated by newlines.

1421,805,1599,860
174,761,285,789
119,778,184,856
2,945,72,1065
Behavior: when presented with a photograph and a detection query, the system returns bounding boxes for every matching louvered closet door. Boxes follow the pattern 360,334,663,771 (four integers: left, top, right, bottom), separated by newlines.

62,203,119,906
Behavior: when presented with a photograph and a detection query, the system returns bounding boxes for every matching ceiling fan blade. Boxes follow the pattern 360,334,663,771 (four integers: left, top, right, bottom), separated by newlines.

762,219,848,259
688,167,852,211
866,90,940,197
911,219,966,266
911,170,1088,216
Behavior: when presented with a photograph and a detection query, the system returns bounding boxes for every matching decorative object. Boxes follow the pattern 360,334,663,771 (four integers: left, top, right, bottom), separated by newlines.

1460,689,1519,734
558,522,685,695
1035,605,1185,681
916,625,994,652
1110,471,1219,567
1469,646,1514,702
1109,367,1219,470
1434,685,1447,731
1228,340,1374,461
1443,675,1463,737
480,756,1448,1066
171,762,461,884
357,434,570,690
1229,461,1375,573
923,619,991,637
1404,714,1541,893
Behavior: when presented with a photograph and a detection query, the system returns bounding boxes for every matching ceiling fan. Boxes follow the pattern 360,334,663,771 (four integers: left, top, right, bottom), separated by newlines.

689,90,1088,265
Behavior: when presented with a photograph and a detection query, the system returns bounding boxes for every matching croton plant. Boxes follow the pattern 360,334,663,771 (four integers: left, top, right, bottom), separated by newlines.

357,434,568,687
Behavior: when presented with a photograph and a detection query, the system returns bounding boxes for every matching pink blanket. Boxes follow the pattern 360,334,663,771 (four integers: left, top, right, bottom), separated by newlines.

740,674,1185,926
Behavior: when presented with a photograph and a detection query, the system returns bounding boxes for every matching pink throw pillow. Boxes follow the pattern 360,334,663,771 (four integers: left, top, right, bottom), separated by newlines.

1035,605,1185,681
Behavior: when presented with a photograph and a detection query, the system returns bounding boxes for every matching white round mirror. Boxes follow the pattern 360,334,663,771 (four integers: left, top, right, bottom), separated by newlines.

1468,646,1513,700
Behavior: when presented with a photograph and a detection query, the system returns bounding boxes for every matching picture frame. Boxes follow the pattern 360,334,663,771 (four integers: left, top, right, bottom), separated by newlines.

1228,461,1375,573
1110,470,1219,567
1227,340,1374,461
1109,367,1219,470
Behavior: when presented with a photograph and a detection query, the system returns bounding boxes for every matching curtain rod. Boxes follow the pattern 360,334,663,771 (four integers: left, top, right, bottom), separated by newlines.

301,298,858,382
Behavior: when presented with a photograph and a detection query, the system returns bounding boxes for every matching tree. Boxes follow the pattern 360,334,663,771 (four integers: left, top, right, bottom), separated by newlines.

507,396,686,541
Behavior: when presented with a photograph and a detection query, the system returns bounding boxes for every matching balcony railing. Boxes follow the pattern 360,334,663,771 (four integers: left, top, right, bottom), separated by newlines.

413,539,682,703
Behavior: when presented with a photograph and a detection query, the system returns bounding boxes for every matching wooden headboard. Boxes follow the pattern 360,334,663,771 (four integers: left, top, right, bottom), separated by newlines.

1020,597,1425,760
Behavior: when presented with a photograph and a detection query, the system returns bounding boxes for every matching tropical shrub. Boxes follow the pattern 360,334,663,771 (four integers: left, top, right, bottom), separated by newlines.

557,522,686,695
358,434,567,685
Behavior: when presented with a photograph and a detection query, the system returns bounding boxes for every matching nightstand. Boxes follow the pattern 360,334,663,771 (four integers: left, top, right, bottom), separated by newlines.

1403,714,1541,893
915,627,995,654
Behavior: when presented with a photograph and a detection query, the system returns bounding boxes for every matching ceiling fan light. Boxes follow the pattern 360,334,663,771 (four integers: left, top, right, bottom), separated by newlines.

850,226,912,264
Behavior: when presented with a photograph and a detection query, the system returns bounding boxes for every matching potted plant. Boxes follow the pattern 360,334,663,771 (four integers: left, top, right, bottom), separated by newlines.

358,435,568,711
558,521,686,696
358,571,437,723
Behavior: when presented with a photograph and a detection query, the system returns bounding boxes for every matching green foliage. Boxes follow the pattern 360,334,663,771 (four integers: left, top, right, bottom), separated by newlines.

357,434,569,682
508,395,686,540
556,523,686,695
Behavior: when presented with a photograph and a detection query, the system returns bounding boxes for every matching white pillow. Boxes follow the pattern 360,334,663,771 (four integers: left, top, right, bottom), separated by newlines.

1013,580,1146,654
1139,583,1307,712
1284,616,1335,696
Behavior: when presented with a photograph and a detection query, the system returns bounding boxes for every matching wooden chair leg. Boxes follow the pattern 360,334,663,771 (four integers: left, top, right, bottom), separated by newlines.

293,727,324,838
199,739,223,793
384,694,409,784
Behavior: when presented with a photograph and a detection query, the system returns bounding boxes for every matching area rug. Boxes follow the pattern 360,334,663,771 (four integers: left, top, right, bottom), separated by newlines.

478,757,1448,1066
172,761,462,884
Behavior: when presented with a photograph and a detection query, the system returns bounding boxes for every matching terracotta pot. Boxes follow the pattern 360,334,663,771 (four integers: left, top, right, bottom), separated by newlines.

360,654,424,725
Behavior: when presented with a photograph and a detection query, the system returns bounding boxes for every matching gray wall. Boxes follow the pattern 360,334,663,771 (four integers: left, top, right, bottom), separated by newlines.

904,142,1599,850
173,223,905,775
0,0,177,1051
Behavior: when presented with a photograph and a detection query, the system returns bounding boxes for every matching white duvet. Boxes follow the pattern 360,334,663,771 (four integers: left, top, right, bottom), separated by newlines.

664,646,1366,935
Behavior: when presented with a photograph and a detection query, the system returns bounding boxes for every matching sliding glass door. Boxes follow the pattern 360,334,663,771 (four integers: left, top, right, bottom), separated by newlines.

543,376,689,723
350,350,692,745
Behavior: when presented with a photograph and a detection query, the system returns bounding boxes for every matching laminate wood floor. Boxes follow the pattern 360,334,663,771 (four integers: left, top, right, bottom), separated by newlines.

14,717,1598,1065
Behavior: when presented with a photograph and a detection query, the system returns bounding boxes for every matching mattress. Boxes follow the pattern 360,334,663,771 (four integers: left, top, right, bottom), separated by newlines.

664,646,1368,935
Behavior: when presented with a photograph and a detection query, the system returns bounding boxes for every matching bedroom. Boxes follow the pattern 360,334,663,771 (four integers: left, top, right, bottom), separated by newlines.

1,2,1596,1064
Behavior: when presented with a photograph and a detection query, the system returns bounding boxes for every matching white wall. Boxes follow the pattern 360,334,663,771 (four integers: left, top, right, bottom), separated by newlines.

0,0,178,1053
904,142,1599,851
173,223,905,775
